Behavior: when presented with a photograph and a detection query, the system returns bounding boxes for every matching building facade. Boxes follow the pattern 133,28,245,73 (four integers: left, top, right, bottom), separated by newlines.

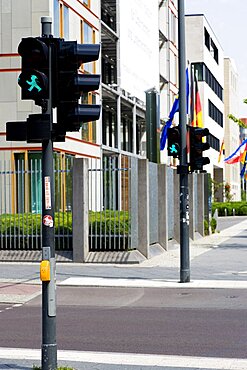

185,14,225,200
159,0,179,164
224,58,241,201
0,0,179,178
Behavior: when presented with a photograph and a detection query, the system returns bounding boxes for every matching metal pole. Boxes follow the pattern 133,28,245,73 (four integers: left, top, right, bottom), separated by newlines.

178,0,190,283
41,17,57,369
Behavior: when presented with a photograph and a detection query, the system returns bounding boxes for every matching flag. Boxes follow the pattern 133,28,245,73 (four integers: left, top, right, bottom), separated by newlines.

160,68,189,151
186,67,189,114
225,140,247,164
160,97,179,150
190,70,203,128
218,140,225,163
195,76,203,127
240,150,247,177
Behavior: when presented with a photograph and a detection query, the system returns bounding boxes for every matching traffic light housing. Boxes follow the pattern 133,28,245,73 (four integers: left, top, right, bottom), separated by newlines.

18,37,49,104
167,126,180,158
55,40,101,132
189,126,210,172
8,37,101,143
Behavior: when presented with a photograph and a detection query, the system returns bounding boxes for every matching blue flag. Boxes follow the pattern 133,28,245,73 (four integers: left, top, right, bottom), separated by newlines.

160,68,189,151
160,99,179,150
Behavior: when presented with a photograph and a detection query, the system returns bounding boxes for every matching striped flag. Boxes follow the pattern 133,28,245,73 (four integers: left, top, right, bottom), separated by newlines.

218,140,225,163
225,140,247,164
190,70,203,128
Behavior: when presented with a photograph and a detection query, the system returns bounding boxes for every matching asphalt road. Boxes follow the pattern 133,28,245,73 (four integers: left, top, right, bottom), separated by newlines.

0,286,247,359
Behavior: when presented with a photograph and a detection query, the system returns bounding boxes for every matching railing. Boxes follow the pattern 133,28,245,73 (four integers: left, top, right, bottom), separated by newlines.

88,156,131,252
0,157,73,251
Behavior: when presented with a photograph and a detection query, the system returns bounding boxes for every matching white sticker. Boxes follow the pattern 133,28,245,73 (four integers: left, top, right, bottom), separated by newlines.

44,176,51,210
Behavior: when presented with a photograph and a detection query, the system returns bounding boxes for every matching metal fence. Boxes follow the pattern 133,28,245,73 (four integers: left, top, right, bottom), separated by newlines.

0,156,73,251
88,155,131,252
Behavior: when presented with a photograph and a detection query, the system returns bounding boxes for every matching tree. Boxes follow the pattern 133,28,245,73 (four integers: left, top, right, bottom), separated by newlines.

228,99,247,128
224,182,234,202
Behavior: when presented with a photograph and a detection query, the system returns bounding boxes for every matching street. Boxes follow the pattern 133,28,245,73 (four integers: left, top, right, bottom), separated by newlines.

0,216,247,369
1,286,247,359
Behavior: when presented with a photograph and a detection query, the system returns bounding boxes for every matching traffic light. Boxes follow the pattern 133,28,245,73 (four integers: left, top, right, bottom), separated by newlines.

167,126,180,158
189,126,210,172
55,40,101,132
18,37,49,103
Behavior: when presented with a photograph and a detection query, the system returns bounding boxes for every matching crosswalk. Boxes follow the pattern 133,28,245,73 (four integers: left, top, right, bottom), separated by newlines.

60,276,247,289
1,348,247,369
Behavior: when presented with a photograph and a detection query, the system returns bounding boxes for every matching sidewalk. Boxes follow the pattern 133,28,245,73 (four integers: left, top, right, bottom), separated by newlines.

1,348,247,370
0,216,247,369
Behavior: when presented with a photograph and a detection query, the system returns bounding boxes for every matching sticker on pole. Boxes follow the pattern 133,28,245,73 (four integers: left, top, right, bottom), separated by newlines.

44,176,51,210
43,215,53,228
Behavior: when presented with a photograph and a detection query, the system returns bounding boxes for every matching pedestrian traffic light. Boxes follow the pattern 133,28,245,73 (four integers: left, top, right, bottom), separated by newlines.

189,126,210,172
55,40,101,132
18,37,49,103
167,126,180,158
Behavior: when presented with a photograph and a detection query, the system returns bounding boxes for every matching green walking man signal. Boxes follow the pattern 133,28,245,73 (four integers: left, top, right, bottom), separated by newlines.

26,75,42,92
167,126,180,158
169,143,179,154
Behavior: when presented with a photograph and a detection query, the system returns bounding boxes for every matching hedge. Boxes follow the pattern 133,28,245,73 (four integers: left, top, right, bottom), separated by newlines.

212,202,247,216
0,210,129,236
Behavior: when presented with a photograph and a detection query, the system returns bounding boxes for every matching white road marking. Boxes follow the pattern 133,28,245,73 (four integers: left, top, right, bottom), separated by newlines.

0,348,246,369
59,276,247,289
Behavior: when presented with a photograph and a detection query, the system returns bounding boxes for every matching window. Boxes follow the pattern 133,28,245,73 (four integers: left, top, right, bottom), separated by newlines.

208,133,220,152
54,0,60,37
13,152,73,214
210,39,218,64
101,2,116,32
192,63,223,101
204,27,219,64
208,100,223,127
81,93,97,143
204,28,210,50
170,12,177,45
80,21,95,73
83,0,90,7
102,104,118,149
14,152,42,214
59,2,69,39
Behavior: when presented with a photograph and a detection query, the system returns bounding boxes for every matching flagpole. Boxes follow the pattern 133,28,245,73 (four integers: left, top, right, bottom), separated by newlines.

178,0,190,283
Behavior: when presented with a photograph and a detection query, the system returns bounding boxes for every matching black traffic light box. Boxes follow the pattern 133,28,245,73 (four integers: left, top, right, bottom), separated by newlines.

167,126,180,158
189,126,210,172
6,114,51,142
55,40,101,132
18,37,50,103
8,37,101,143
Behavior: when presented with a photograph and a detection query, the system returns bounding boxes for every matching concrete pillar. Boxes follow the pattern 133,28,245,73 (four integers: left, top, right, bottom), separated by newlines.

137,159,149,258
213,168,224,202
130,157,138,250
189,173,195,240
173,171,180,242
72,158,89,262
197,173,205,236
157,164,168,249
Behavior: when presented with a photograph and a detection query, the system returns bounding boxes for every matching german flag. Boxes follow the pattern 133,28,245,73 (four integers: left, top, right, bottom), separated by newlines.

190,72,203,127
218,139,225,163
195,76,203,127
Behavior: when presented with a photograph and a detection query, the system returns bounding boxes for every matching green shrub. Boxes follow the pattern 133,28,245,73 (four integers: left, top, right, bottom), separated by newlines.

89,210,129,235
212,202,247,216
0,210,129,236
210,217,217,233
204,219,209,236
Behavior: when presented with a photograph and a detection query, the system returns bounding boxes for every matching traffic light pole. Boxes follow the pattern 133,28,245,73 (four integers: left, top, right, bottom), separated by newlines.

178,0,190,283
41,17,57,369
